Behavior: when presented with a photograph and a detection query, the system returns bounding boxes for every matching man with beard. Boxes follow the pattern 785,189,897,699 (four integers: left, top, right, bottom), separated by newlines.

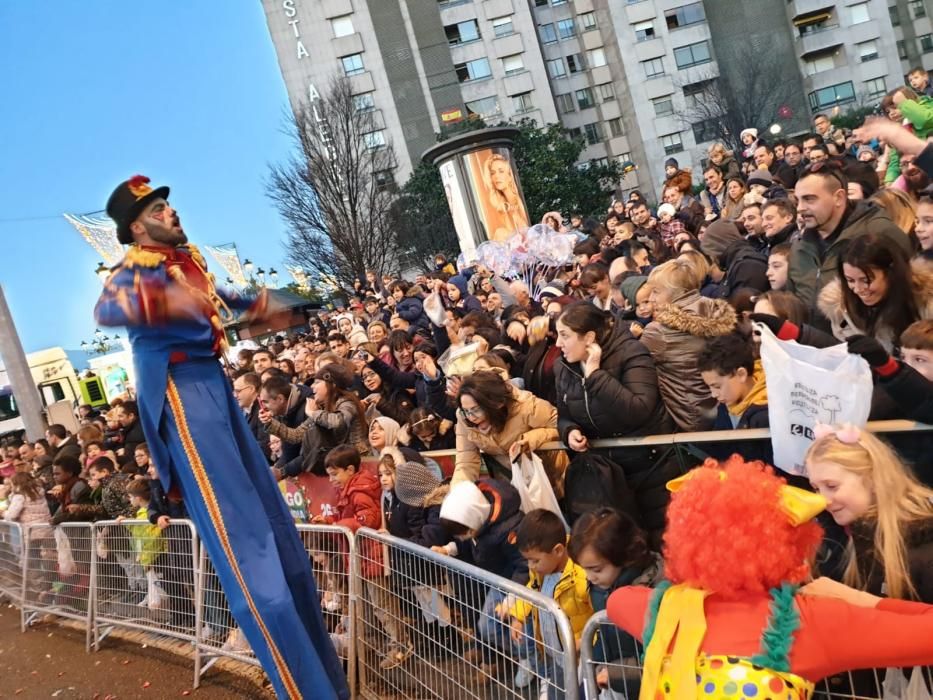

94,175,348,700
787,164,913,306
775,142,805,189
900,152,931,202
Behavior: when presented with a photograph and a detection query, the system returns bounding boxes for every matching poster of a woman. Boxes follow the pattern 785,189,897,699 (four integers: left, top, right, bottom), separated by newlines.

466,148,529,242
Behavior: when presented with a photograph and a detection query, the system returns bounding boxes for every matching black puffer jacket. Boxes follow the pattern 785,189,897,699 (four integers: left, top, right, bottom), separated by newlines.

555,321,673,443
720,241,769,296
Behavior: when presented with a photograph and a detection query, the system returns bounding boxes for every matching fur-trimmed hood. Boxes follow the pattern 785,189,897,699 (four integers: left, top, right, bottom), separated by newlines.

653,290,737,338
423,483,449,508
817,259,933,350
398,417,453,447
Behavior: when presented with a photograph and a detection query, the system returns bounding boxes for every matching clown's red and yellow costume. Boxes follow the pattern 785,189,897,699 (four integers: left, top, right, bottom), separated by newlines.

607,458,933,700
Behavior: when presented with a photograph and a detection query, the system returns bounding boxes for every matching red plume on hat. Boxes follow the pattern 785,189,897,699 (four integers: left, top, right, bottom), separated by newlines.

127,174,154,199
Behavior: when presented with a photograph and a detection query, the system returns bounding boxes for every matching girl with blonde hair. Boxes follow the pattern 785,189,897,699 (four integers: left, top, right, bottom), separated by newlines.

482,152,528,240
869,188,917,236
806,425,933,602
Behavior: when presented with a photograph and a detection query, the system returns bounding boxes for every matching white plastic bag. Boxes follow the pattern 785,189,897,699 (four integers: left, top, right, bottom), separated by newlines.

758,325,873,476
423,291,446,327
54,527,76,577
511,452,568,530
883,667,933,700
411,584,452,626
146,569,166,610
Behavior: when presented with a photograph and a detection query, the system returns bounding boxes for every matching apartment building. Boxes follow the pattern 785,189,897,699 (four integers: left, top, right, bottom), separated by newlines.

262,0,911,204
888,0,933,74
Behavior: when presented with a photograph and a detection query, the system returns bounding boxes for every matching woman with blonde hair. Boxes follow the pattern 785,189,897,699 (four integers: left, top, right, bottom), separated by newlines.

641,258,737,432
806,424,933,602
482,152,528,240
870,188,917,236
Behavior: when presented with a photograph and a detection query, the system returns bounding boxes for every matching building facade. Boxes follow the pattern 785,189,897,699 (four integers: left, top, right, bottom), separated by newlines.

262,0,916,204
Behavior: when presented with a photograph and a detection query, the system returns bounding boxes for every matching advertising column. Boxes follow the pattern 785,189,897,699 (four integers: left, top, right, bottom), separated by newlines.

423,126,530,260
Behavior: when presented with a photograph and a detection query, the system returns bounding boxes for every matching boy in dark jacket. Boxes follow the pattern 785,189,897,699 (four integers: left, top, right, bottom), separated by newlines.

698,333,770,431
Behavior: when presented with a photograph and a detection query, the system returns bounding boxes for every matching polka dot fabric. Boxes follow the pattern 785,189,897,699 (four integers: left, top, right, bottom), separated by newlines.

657,654,814,700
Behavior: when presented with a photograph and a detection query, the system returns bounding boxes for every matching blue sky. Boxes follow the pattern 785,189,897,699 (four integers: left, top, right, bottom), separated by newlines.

0,2,295,357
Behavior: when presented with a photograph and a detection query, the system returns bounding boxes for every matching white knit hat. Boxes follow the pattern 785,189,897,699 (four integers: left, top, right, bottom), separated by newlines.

440,481,491,532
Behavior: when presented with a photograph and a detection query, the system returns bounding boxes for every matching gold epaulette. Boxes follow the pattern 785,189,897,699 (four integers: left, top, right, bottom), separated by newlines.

123,245,166,269
185,243,208,271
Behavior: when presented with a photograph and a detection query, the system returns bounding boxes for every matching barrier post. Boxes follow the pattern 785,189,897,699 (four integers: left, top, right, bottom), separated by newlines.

0,521,24,606
91,519,200,651
352,527,579,700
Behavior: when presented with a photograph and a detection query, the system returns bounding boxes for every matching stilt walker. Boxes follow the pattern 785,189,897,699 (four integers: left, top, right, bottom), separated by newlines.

94,175,349,700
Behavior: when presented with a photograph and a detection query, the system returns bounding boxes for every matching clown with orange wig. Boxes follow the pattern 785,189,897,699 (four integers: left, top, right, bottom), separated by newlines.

607,456,933,700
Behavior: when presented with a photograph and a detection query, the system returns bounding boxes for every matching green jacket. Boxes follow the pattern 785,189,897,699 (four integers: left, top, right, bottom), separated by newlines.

786,201,913,307
885,96,933,184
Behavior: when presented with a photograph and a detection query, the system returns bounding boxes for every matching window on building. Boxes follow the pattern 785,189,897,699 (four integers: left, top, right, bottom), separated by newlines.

652,95,674,116
341,53,365,76
465,96,500,119
661,132,684,155
374,169,396,193
556,92,575,113
502,54,525,75
857,40,878,62
363,130,386,149
864,77,886,98
808,81,856,110
331,15,354,38
849,2,870,24
576,87,595,109
584,122,604,145
674,41,711,69
512,92,534,113
446,19,480,45
683,79,713,109
539,23,558,43
634,20,656,42
566,126,583,141
567,53,585,73
665,2,705,30
492,16,514,38
804,53,835,76
642,57,665,78
588,48,608,67
547,58,568,78
911,0,927,18
607,117,624,138
552,0,568,5
455,57,492,82
557,18,576,39
890,5,901,25
534,0,548,6
897,40,909,60
597,82,616,101
922,34,933,53
692,118,718,144
352,93,375,112
579,12,597,32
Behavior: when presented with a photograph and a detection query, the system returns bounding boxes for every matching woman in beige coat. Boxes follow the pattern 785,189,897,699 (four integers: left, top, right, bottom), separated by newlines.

451,369,568,496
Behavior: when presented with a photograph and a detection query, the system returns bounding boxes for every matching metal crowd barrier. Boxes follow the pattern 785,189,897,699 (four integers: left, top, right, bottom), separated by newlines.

91,519,199,651
579,610,933,700
0,521,24,605
193,523,358,695
20,522,94,651
353,527,579,700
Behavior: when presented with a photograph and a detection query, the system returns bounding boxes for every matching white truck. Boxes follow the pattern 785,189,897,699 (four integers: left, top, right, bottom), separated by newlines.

0,347,80,441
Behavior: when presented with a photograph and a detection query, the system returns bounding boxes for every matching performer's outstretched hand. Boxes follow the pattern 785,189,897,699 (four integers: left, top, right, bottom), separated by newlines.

799,577,881,607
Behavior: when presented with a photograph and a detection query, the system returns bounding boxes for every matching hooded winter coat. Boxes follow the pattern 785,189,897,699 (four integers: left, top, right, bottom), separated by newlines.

816,259,933,353
447,275,484,313
455,479,528,584
719,241,770,296
554,321,673,442
786,200,913,307
640,291,738,432
664,169,693,195
396,285,430,333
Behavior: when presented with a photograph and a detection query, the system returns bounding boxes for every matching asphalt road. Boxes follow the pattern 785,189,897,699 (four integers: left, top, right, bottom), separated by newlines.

0,605,271,699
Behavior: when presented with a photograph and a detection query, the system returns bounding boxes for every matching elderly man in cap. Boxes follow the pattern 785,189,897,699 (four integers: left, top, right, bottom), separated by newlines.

94,175,348,700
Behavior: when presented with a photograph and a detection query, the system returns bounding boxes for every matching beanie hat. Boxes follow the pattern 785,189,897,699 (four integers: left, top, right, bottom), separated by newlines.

701,220,744,264
657,203,676,219
394,461,441,507
665,158,679,169
619,275,649,308
372,416,400,449
747,169,773,188
440,481,491,532
740,128,758,141
539,280,566,299
857,145,876,161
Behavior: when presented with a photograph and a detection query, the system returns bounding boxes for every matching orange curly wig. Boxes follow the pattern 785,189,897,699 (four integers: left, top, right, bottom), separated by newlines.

663,456,823,599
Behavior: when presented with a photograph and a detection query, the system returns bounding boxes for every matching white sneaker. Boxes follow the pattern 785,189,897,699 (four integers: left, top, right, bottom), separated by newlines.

514,658,534,688
200,624,218,640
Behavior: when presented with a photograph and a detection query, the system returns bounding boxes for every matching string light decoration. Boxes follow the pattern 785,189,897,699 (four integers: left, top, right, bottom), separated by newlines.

204,243,248,287
63,213,125,266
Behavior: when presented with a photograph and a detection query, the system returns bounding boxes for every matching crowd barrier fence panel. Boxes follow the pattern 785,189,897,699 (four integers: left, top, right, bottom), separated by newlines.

0,520,24,606
91,519,200,651
20,522,94,651
353,527,579,700
578,610,933,700
192,522,357,694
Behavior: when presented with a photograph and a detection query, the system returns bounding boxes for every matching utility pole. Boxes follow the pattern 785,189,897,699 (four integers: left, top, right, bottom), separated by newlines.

0,284,47,440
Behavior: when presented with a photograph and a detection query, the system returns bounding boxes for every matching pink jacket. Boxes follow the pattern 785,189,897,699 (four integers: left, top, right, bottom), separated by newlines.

4,493,52,529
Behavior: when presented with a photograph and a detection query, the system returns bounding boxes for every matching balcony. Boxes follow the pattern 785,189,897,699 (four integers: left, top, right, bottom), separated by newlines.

788,0,835,21
796,24,843,58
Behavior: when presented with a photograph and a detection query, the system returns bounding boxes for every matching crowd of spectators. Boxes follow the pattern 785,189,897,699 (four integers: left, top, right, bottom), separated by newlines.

1,74,933,695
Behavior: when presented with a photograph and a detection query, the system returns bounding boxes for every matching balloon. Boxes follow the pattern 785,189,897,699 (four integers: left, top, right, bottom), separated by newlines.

549,234,575,265
456,253,467,272
476,241,511,276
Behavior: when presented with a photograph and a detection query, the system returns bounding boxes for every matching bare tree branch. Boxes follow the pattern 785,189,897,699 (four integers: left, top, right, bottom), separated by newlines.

266,76,401,287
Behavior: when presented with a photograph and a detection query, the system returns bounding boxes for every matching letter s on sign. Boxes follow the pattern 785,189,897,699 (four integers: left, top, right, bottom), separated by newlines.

283,0,297,18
